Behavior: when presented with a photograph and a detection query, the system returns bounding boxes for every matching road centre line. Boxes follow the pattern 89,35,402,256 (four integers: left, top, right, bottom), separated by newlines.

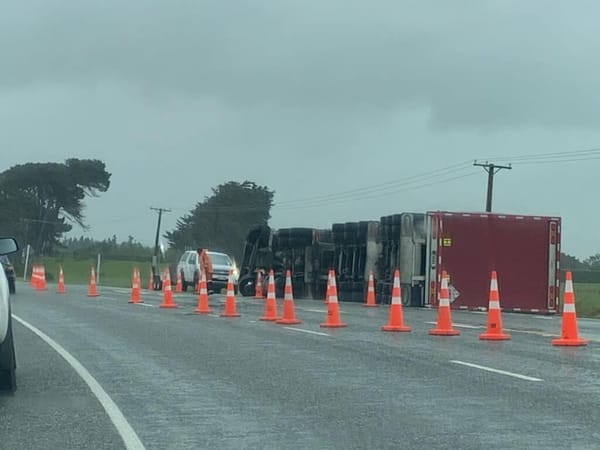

297,307,327,313
425,321,482,329
282,327,330,337
450,360,543,382
12,314,146,450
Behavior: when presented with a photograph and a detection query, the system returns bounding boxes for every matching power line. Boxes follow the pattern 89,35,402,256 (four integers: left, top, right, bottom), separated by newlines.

275,160,473,207
488,147,600,164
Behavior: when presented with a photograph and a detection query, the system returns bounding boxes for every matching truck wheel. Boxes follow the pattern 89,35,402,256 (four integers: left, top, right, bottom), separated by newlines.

0,315,17,391
401,285,411,306
238,275,255,297
8,278,15,294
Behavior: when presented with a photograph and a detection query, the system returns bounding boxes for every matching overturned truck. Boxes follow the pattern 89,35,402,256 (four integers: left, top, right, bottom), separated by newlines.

239,211,561,313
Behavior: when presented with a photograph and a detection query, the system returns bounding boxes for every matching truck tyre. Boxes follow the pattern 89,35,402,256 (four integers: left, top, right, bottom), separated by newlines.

238,275,255,297
401,285,411,306
357,222,369,241
288,228,313,247
344,222,358,244
332,223,345,244
0,313,17,391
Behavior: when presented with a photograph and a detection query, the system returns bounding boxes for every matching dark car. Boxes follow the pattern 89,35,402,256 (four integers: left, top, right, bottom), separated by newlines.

0,255,15,294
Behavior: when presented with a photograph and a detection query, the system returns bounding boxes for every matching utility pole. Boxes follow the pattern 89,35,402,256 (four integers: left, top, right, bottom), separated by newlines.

473,161,512,212
150,207,171,290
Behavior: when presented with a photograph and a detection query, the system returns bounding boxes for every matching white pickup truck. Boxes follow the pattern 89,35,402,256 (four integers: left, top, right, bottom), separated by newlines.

0,237,19,391
176,250,239,292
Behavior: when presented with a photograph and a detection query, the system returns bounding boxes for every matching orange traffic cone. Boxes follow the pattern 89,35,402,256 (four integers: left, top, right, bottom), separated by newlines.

194,270,213,314
221,271,240,317
87,267,100,297
129,267,143,304
552,271,588,346
37,265,48,291
57,266,66,294
320,270,347,328
30,265,38,289
277,270,301,325
174,271,183,293
381,270,411,332
479,271,510,340
159,271,177,308
254,270,264,299
260,270,278,321
363,271,378,307
429,271,459,336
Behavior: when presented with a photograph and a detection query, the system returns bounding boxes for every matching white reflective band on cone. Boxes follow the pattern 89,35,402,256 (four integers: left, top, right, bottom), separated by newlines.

490,278,498,291
488,301,500,310
439,298,450,307
563,303,576,313
565,279,573,293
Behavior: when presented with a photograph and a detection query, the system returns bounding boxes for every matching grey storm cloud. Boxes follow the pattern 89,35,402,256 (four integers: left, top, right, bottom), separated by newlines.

2,0,600,129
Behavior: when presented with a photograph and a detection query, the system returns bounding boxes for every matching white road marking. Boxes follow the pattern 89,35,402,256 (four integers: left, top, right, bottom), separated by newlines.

282,327,330,337
425,321,482,329
12,314,146,450
450,360,543,382
298,308,326,313
208,314,220,318
134,303,155,308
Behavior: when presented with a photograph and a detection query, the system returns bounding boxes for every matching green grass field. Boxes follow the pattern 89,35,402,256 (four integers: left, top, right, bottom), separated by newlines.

572,283,600,319
33,257,160,289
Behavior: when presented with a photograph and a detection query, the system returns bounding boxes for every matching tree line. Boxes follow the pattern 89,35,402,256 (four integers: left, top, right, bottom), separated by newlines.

1,159,598,271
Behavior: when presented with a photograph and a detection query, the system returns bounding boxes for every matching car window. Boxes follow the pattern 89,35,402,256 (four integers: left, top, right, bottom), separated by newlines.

187,253,196,264
208,253,231,266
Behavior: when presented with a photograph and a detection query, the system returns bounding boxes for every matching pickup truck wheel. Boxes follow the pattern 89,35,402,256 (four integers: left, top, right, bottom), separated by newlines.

181,272,188,292
0,315,17,391
193,272,199,292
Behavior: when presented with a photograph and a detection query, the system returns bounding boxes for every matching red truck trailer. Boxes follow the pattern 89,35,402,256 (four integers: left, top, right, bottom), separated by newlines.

425,211,561,314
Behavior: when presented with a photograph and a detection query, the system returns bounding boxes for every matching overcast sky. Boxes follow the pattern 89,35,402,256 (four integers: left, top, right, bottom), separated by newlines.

1,1,598,259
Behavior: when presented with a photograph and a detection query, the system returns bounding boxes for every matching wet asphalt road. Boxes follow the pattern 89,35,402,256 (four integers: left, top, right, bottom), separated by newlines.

2,281,599,449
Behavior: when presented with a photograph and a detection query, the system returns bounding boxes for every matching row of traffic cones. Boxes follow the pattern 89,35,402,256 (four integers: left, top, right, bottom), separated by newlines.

30,264,99,297
376,269,587,346
221,267,587,345
36,262,590,347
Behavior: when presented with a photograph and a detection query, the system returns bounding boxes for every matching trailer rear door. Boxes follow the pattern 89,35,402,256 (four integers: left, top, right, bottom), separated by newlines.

426,212,560,313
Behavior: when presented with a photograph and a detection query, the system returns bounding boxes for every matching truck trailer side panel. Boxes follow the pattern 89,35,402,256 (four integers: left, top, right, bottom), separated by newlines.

426,212,560,313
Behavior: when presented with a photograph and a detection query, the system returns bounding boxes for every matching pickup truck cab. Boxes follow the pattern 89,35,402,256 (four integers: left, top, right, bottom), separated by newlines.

176,250,239,293
0,237,19,391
